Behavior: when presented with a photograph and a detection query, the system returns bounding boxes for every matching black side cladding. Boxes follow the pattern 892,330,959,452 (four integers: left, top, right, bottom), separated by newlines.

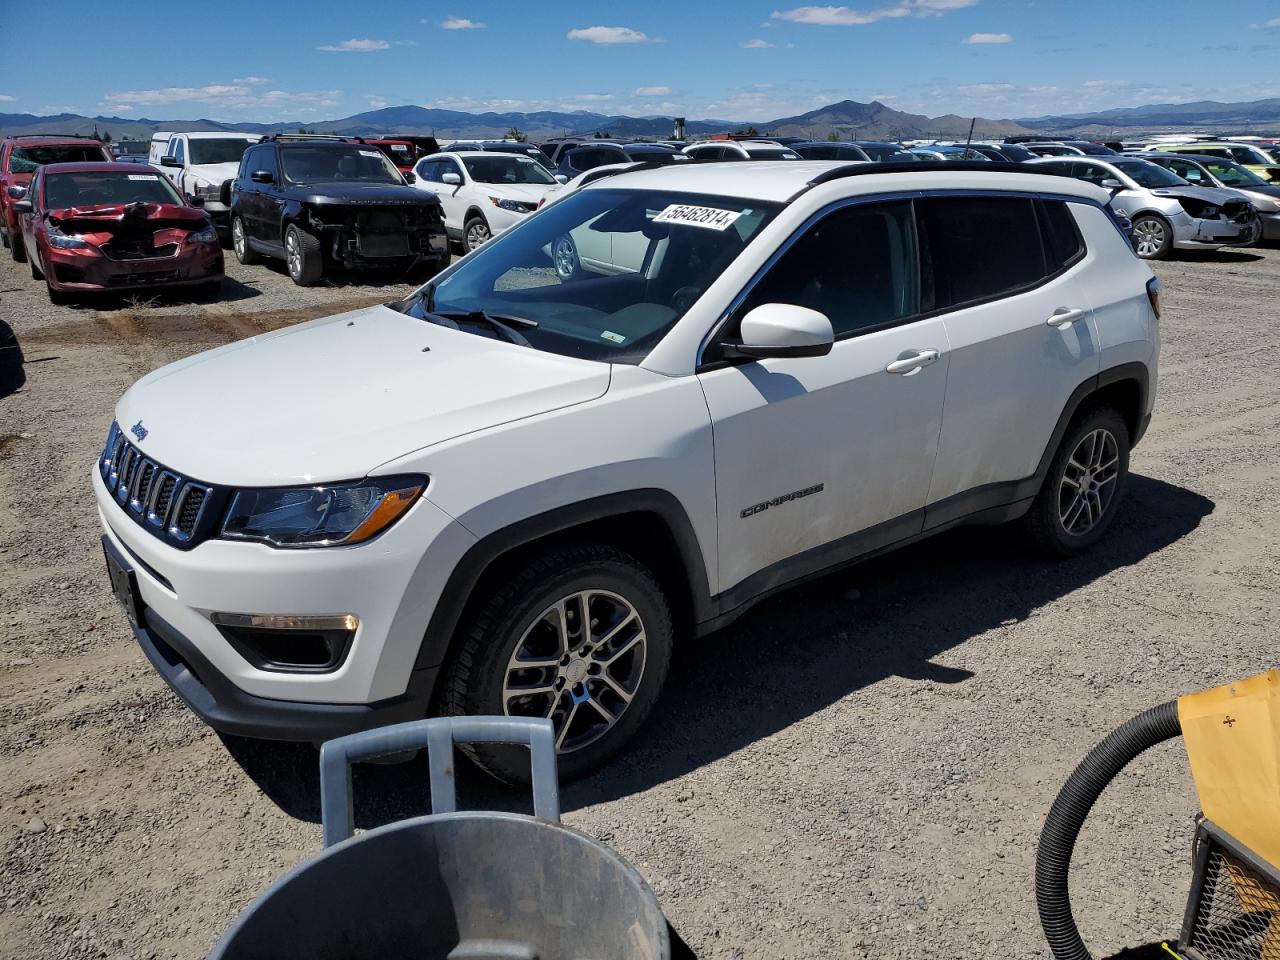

1034,700,1183,960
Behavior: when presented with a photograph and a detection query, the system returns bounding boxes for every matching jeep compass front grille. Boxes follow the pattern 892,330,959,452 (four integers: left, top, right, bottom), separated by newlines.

99,422,225,549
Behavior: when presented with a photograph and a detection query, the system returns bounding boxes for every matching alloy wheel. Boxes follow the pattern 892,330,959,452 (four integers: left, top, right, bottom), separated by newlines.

466,222,491,250
286,231,301,278
233,220,246,259
553,236,577,279
1058,428,1120,536
1133,218,1166,258
502,589,647,753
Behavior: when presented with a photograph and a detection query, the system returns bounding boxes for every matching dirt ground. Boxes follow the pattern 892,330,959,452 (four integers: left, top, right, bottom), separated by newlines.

0,242,1276,960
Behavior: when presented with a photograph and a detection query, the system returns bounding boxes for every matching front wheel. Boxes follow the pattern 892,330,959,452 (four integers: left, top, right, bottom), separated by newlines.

1131,214,1173,260
1020,406,1131,557
442,543,673,783
463,215,491,252
285,224,323,285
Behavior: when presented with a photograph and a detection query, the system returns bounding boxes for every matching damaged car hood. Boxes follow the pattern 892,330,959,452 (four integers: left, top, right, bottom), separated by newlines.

47,201,207,228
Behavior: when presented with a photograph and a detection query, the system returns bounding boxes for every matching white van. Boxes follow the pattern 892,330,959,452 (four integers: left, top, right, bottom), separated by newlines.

149,132,258,237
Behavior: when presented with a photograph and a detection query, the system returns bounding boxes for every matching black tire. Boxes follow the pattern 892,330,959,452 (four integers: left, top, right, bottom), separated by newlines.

442,543,673,783
11,231,26,263
231,216,259,265
1,221,9,249
1130,213,1173,260
462,214,491,252
29,253,43,280
1021,405,1130,557
46,278,73,306
285,224,323,286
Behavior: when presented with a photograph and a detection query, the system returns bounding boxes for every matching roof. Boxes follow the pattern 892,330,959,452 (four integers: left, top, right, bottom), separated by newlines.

424,151,541,160
581,159,1111,204
5,135,105,147
152,131,256,140
39,161,166,175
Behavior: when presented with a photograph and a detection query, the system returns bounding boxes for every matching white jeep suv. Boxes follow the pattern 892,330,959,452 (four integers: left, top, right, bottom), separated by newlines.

95,161,1160,782
412,151,559,251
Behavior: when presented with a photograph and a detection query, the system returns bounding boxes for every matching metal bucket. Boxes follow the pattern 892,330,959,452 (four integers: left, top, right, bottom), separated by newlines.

211,717,670,960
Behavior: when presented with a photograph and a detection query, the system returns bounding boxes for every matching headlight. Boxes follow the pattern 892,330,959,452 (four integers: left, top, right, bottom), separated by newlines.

47,224,90,249
220,476,426,548
193,181,222,200
489,196,531,213
189,222,218,243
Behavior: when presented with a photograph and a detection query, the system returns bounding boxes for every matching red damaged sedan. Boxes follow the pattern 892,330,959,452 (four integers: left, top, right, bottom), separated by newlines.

14,162,223,304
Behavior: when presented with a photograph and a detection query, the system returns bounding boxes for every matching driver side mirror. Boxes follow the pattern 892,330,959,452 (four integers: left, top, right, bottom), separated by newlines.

1100,178,1123,191
721,303,834,361
160,155,182,168
441,172,462,185
555,174,569,184
403,171,416,184
6,185,26,200
250,170,274,184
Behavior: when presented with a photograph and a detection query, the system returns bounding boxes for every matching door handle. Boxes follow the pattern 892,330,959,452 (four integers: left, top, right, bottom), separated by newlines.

885,349,940,375
1047,307,1087,328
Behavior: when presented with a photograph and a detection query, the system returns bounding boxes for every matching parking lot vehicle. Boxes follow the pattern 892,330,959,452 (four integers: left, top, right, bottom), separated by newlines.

444,140,555,170
1022,142,1087,157
413,150,559,250
13,162,223,304
1139,152,1280,242
1156,141,1280,182
366,138,419,173
229,135,448,285
682,140,801,161
538,137,590,167
556,142,690,178
969,143,1039,163
110,140,150,164
150,132,257,237
909,145,990,162
1028,155,1258,258
95,160,1159,781
790,141,871,161
0,134,112,261
851,141,919,163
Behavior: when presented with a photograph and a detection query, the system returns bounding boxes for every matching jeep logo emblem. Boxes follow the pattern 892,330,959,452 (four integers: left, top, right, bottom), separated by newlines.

130,421,148,442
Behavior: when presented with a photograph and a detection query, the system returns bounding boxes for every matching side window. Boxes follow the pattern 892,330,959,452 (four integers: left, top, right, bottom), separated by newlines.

171,138,186,165
1072,162,1108,186
239,146,258,180
444,158,464,180
1037,200,1086,273
29,169,41,210
735,200,920,340
415,159,439,181
920,196,1047,309
1169,160,1204,184
259,147,279,181
1198,148,1228,160
1230,147,1259,165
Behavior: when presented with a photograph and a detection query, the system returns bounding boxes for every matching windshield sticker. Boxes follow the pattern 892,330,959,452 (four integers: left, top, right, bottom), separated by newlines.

600,330,627,344
127,174,160,181
653,204,743,231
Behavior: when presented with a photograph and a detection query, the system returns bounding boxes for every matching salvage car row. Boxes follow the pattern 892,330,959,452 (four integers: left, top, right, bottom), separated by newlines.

0,129,1278,304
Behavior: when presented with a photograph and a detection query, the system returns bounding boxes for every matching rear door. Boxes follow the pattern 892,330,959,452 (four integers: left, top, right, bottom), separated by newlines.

923,194,1099,523
697,198,950,595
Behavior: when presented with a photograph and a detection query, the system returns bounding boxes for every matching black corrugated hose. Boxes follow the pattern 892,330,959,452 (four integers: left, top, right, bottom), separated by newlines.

1035,700,1183,960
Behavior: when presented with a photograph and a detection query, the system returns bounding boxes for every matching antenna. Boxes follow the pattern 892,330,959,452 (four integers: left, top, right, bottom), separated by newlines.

964,116,976,156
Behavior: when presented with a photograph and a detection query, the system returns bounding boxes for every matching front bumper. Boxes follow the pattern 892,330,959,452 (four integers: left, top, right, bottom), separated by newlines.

45,240,223,292
1172,210,1258,249
93,464,477,732
1259,211,1280,242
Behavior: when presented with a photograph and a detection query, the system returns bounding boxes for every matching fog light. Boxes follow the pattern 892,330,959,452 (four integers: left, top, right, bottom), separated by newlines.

210,613,358,671
210,613,358,632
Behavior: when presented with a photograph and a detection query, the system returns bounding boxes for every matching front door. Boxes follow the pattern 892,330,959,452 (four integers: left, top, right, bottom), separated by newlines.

697,199,949,597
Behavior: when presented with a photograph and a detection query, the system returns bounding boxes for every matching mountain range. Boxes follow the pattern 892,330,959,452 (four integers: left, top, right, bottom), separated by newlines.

2,95,1278,144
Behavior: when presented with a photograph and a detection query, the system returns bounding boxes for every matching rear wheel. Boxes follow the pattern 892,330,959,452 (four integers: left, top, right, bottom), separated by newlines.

442,543,673,783
232,217,259,265
11,231,26,263
1131,214,1173,260
1021,406,1130,557
285,224,323,285
463,215,491,252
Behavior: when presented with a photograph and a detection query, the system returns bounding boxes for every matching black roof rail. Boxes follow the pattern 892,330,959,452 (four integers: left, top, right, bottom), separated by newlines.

806,159,1070,186
9,133,99,140
258,133,365,144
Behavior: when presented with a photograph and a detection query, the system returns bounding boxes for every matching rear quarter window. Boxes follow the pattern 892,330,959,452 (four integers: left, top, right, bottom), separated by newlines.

920,195,1047,310
1037,199,1086,273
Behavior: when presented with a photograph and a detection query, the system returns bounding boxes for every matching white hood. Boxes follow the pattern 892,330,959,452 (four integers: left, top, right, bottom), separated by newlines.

481,181,555,203
187,160,241,186
115,304,611,487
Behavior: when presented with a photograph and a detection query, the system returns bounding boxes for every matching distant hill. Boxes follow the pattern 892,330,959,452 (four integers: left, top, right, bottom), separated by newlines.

3,94,1279,145
1016,98,1280,133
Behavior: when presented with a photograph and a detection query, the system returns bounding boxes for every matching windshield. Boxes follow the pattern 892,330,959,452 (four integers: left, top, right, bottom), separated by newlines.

281,145,403,184
44,171,183,208
624,148,689,164
412,188,781,363
1201,160,1265,186
9,144,107,174
745,147,801,160
113,141,148,156
462,155,557,185
188,138,253,165
1110,159,1187,188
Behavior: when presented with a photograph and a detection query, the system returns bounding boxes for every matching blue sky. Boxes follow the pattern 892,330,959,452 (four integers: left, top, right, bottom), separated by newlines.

2,0,1279,123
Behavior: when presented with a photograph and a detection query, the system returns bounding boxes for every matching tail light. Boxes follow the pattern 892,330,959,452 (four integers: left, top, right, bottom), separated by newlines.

1146,276,1162,320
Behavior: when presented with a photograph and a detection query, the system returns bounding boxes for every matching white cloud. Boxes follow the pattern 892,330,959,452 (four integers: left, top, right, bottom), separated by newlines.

100,83,341,112
771,0,975,26
572,93,616,101
316,38,390,52
1265,17,1280,28
0,94,15,103
233,76,271,85
964,32,1011,44
635,86,672,96
367,95,389,109
440,16,486,29
567,26,656,44
742,38,776,48
110,104,134,113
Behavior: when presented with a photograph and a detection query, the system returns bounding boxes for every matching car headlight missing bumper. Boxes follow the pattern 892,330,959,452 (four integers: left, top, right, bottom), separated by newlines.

47,225,90,249
193,181,223,201
189,222,218,243
220,476,426,548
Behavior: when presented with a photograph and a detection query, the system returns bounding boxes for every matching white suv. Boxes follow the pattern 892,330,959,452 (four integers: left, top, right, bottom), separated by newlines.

412,151,559,251
95,161,1160,782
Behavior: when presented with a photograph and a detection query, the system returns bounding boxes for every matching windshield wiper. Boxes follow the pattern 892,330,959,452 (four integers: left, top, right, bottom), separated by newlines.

435,310,535,347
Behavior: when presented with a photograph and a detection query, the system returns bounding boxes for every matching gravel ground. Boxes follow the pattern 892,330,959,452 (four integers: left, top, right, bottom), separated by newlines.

0,243,1277,960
